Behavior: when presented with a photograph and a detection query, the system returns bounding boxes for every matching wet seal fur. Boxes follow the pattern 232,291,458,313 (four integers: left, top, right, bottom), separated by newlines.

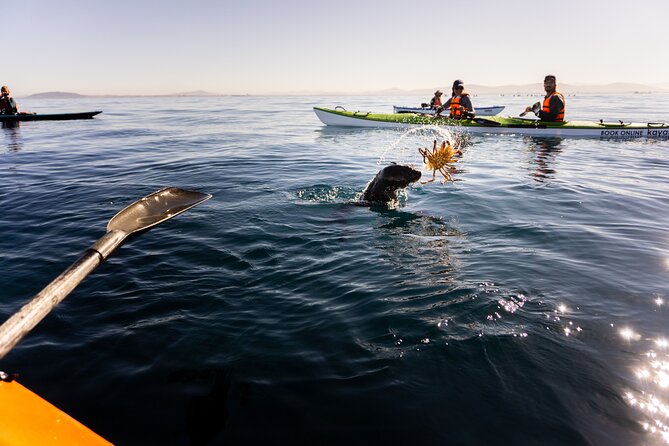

361,163,422,203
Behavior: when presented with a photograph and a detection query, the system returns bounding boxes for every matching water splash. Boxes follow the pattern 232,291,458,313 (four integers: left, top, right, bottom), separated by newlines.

379,125,459,166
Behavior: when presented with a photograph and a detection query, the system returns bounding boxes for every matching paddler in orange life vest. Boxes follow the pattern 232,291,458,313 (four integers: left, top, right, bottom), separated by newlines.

441,79,475,119
524,74,565,122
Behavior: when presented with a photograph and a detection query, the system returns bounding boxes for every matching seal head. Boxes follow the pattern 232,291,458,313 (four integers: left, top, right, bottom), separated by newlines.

362,164,422,203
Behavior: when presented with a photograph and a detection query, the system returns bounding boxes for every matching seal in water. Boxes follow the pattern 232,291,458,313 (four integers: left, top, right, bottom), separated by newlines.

362,163,422,203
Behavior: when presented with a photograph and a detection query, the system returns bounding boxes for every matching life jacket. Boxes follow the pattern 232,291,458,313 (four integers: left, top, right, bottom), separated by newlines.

430,96,442,108
449,93,470,119
542,91,565,122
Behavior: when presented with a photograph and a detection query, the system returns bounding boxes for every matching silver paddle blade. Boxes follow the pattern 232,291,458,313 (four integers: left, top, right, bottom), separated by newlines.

531,101,541,114
520,101,541,117
0,186,212,359
108,187,212,234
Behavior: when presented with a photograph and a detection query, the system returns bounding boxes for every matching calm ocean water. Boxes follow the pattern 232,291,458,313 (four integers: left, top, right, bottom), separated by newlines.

2,94,669,445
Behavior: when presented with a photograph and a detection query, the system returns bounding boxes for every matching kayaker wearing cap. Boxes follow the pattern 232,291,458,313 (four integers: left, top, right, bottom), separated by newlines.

429,90,443,112
0,86,19,115
441,80,475,119
524,75,565,122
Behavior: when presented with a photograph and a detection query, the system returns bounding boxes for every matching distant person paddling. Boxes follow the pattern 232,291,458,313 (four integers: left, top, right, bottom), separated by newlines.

0,86,18,115
522,75,565,122
429,90,443,111
420,90,444,113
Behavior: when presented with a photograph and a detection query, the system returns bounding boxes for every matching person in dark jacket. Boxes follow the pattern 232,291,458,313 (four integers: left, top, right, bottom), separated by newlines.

0,86,18,114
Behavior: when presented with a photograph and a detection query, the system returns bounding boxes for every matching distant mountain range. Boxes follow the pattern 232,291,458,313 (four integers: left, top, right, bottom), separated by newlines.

22,90,225,99
21,83,668,99
173,90,221,97
472,82,667,95
354,82,668,96
22,90,251,99
25,91,87,99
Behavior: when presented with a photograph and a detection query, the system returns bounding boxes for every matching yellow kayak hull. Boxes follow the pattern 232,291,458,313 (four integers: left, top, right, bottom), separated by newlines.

0,380,112,445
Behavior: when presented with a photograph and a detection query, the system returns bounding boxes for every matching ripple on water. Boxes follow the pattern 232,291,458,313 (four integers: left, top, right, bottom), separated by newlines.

2,95,669,444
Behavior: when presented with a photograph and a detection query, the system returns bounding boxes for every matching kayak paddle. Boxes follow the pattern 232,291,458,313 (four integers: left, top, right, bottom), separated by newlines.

0,187,212,359
520,101,541,117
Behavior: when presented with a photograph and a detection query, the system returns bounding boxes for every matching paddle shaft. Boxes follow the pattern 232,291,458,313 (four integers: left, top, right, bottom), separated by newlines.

0,230,126,360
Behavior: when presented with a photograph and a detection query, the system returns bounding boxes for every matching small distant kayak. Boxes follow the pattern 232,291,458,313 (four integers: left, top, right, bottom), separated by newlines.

393,105,505,116
0,111,102,122
314,107,669,138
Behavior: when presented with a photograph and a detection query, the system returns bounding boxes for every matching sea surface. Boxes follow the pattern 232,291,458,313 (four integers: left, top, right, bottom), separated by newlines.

2,94,669,445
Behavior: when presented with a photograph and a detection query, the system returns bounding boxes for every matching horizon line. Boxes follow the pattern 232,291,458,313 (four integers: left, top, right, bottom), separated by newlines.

18,81,669,99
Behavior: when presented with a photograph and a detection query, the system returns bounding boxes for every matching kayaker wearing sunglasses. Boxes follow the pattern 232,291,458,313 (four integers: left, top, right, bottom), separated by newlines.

440,80,475,119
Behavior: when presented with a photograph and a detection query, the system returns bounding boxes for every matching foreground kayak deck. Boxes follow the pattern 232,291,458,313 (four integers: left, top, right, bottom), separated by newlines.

314,107,669,138
0,111,102,122
0,379,112,445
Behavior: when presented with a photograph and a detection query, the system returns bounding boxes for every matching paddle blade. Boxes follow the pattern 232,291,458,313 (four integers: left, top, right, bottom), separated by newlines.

108,187,212,234
520,101,541,117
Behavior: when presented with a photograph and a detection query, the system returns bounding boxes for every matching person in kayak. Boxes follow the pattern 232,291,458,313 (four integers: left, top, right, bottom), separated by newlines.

0,86,19,114
523,75,565,122
429,90,443,112
440,80,475,119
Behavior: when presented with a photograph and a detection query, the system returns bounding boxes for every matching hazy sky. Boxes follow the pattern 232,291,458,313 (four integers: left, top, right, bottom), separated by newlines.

6,0,669,95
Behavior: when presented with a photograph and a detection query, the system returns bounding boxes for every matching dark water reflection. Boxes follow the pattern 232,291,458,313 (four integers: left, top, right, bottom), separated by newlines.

2,121,23,151
525,136,563,181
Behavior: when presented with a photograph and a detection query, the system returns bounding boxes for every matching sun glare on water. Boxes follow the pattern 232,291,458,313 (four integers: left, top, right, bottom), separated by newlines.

620,322,669,443
620,327,641,342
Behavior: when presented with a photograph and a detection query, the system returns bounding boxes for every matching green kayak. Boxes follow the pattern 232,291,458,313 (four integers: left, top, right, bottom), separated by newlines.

314,107,669,138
